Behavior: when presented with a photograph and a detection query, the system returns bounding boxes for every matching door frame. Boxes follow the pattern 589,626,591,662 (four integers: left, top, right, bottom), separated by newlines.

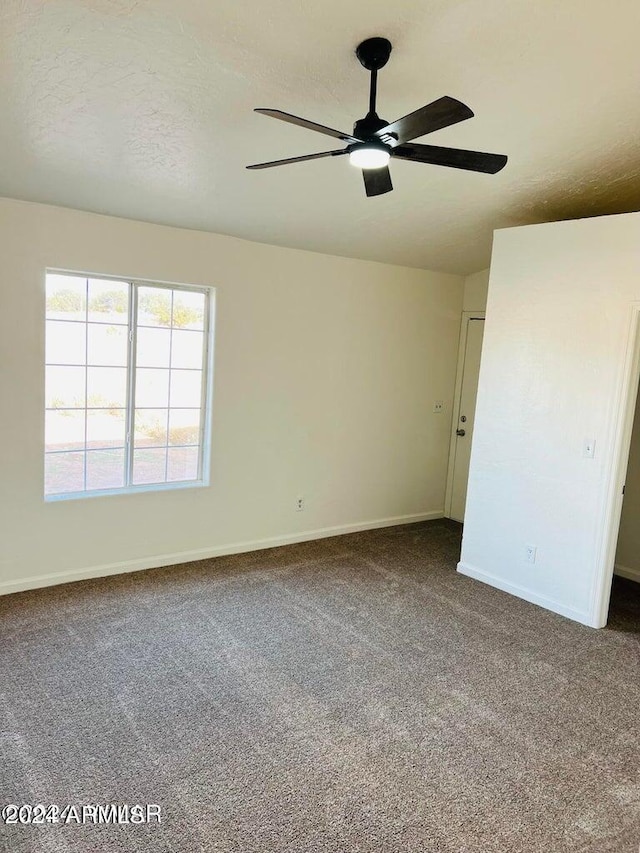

591,302,640,627
444,311,485,520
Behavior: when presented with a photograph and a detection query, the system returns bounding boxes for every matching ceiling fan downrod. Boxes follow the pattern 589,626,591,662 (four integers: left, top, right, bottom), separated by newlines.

353,37,393,139
369,67,378,115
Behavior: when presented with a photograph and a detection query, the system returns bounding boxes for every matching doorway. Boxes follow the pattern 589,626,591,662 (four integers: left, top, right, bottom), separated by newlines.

445,313,485,522
608,373,640,627
614,381,640,586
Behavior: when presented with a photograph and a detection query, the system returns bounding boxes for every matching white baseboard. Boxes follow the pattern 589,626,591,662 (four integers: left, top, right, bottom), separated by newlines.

0,510,444,597
457,561,593,627
614,563,640,583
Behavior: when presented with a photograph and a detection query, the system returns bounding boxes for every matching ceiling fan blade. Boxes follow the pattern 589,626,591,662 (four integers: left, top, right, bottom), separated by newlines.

362,167,393,197
392,143,507,174
376,96,474,145
255,109,361,143
246,150,348,170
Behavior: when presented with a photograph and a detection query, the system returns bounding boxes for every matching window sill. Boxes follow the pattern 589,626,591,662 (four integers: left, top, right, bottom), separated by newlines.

44,479,209,502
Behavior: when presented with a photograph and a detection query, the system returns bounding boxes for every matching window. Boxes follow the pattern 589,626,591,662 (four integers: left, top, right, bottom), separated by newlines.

45,272,213,499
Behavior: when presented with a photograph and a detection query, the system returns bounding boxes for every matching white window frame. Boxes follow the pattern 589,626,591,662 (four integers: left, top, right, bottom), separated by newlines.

44,270,215,501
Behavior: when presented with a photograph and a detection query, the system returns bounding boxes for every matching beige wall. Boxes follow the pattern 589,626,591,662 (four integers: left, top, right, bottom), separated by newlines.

615,387,640,580
0,198,463,594
462,269,489,313
459,211,640,627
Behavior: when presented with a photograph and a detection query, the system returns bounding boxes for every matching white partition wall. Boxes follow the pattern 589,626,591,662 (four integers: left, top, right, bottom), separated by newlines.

459,211,640,627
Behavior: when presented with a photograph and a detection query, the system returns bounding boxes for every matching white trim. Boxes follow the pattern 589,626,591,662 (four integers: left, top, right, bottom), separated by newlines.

590,302,640,627
444,313,471,517
457,561,593,627
0,510,444,596
444,311,485,521
614,563,640,583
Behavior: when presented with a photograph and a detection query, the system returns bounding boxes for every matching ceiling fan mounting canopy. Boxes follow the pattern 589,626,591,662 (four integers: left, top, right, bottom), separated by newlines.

247,36,507,197
355,37,392,72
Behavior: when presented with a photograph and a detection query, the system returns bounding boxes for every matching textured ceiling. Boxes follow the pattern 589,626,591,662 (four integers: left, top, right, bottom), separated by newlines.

1,1,639,274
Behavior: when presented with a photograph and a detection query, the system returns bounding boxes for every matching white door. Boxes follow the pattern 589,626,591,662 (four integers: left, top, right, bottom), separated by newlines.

448,316,485,522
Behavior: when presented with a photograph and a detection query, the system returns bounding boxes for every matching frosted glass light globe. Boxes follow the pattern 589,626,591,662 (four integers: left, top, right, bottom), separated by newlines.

349,146,390,169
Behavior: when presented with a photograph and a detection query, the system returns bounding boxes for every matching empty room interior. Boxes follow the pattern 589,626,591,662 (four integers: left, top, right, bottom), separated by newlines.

1,2,640,851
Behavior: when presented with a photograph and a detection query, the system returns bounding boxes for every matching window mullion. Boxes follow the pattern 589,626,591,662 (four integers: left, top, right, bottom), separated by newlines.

124,283,138,487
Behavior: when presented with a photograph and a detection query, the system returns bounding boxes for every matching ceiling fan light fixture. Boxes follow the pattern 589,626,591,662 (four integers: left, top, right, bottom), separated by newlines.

247,37,507,196
348,144,390,169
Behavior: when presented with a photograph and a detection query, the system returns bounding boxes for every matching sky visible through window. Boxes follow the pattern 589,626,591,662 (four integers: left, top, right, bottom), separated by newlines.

45,273,210,498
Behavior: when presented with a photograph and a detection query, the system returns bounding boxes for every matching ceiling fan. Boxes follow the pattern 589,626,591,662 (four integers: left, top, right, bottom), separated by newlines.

247,37,507,197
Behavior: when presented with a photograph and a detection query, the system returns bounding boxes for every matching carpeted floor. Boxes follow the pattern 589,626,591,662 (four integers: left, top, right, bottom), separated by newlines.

1,519,639,853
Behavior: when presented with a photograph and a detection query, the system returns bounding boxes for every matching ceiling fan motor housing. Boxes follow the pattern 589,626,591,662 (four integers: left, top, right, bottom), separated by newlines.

352,113,389,140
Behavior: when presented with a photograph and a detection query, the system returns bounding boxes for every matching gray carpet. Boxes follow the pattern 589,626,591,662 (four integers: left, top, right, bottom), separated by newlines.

1,519,639,853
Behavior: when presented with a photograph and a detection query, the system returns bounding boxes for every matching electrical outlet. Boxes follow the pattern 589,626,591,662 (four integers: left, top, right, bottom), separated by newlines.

525,544,537,564
433,401,444,413
296,496,304,512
